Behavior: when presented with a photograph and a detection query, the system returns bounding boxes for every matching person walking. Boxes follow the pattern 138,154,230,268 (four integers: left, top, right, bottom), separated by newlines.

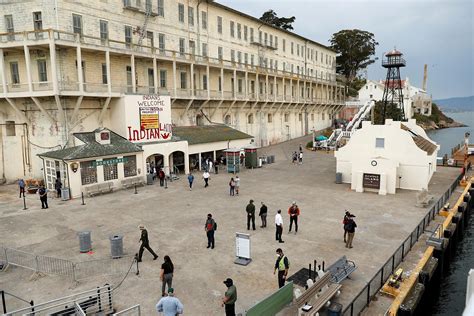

274,248,289,288
235,176,240,195
222,278,237,316
214,159,219,174
18,179,25,198
345,216,357,249
342,211,354,243
292,152,298,164
138,225,158,262
158,168,166,187
259,202,268,228
160,255,174,297
55,178,62,198
38,184,48,209
288,201,300,234
205,213,216,249
298,151,303,164
203,170,210,188
187,173,194,191
229,177,235,196
155,288,184,316
246,200,256,230
275,210,284,243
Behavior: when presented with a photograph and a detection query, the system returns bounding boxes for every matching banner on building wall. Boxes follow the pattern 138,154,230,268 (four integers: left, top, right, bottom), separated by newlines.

125,95,172,143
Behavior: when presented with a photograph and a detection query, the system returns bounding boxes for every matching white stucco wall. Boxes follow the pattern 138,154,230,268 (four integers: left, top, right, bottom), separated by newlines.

335,119,439,194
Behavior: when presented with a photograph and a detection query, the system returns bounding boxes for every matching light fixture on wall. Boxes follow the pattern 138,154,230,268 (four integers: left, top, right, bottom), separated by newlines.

70,162,79,173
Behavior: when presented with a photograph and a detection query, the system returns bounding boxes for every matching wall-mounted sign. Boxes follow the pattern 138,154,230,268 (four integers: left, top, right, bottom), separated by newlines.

363,173,380,189
92,157,128,167
124,95,172,143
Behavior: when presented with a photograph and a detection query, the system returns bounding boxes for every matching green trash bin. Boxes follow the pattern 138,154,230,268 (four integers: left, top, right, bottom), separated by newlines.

244,146,258,168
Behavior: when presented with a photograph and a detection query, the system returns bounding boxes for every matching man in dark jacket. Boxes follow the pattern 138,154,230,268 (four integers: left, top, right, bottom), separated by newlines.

158,169,166,187
138,225,158,262
246,200,256,230
259,202,268,228
38,184,48,209
345,217,357,249
205,214,216,249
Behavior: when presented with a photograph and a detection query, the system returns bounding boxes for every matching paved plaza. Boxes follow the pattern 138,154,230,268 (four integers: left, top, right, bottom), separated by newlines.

0,135,460,315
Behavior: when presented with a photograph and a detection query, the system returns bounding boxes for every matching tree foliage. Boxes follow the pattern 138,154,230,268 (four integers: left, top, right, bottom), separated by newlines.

373,101,404,124
259,10,295,31
330,29,378,90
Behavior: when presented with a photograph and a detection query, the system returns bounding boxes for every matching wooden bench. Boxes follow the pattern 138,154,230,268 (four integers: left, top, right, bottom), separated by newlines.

294,272,341,314
122,176,145,189
98,182,114,194
83,184,100,197
327,256,357,284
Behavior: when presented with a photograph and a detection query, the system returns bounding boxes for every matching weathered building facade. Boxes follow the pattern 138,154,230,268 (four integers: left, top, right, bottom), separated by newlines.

0,0,344,183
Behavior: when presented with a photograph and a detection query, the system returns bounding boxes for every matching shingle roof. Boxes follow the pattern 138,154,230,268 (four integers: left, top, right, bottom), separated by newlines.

401,124,437,155
173,125,253,145
38,129,143,160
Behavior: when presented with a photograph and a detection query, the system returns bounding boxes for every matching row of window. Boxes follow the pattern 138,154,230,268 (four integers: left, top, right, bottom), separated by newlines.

245,112,326,124
80,156,137,185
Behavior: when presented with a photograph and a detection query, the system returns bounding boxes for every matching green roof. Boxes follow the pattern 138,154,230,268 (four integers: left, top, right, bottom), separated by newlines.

38,129,143,160
173,125,253,145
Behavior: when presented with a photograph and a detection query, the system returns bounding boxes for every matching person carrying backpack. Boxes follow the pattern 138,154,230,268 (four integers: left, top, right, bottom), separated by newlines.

205,213,216,249
345,216,357,249
229,178,235,196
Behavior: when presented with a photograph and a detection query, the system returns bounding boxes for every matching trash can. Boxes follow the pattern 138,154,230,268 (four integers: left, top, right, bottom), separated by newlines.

78,231,92,253
327,302,342,316
336,172,342,184
61,188,70,201
147,173,154,185
244,146,258,168
109,235,123,259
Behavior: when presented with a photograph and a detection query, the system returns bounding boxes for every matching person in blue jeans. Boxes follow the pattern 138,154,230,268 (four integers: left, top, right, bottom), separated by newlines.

187,173,194,191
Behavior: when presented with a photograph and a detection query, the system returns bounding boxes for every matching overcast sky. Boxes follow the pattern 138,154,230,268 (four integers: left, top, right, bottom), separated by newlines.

219,0,473,99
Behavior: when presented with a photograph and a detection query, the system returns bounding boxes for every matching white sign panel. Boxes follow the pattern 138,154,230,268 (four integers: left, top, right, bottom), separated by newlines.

124,95,172,143
235,233,251,259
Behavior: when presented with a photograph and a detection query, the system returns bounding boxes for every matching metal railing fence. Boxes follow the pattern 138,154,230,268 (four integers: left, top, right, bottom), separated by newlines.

113,304,141,315
0,247,136,283
342,172,463,316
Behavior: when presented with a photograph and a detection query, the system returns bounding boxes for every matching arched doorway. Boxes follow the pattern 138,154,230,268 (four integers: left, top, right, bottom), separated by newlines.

146,153,164,175
169,151,185,174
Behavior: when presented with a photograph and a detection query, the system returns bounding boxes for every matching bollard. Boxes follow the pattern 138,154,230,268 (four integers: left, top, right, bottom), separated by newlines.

81,192,86,205
134,184,138,194
22,195,27,210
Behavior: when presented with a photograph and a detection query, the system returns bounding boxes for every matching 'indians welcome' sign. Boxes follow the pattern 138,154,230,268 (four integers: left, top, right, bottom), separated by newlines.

124,95,172,143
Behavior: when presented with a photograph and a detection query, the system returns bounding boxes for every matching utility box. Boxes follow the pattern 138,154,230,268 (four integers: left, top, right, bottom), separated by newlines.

78,231,92,253
110,235,124,259
244,146,258,168
224,148,241,173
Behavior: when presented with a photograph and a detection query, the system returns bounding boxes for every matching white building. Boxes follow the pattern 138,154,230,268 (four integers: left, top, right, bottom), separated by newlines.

358,78,432,118
0,0,345,184
335,119,438,195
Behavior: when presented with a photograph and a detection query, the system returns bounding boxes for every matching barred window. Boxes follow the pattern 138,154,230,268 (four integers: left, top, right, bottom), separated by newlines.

103,158,118,181
81,161,97,185
124,155,137,177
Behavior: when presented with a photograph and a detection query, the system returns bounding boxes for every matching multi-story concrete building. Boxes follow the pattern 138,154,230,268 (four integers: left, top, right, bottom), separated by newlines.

0,0,344,185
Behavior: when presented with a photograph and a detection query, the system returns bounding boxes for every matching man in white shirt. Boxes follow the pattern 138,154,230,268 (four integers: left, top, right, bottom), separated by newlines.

275,210,284,243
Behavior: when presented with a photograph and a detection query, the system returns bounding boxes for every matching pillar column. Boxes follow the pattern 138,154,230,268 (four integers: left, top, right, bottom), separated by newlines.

173,60,177,97
0,49,7,93
23,45,33,92
106,50,112,94
131,54,136,93
190,63,194,96
76,44,83,93
153,56,158,93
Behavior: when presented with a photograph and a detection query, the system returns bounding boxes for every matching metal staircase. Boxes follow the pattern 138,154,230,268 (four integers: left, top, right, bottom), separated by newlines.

137,3,152,47
324,100,375,150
